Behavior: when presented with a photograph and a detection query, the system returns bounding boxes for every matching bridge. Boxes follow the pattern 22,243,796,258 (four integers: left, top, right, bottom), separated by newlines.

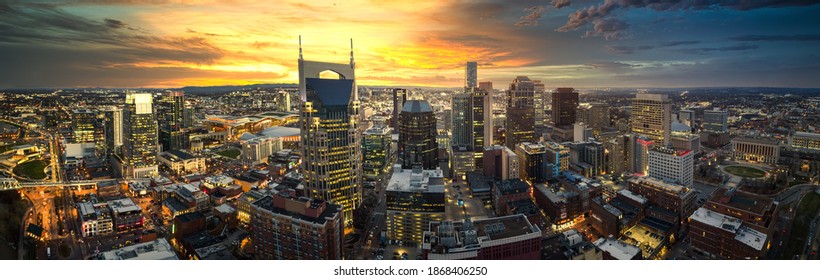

0,177,116,191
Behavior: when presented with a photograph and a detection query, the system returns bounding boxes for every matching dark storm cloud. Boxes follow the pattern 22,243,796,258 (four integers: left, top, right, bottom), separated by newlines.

104,18,126,28
557,0,820,34
551,0,572,9
0,3,226,87
676,44,759,55
515,6,545,27
730,34,820,41
583,18,629,40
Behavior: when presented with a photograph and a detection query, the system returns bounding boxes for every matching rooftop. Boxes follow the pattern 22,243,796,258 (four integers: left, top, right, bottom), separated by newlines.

793,131,820,139
689,207,766,251
259,126,300,138
593,237,641,260
494,179,530,195
708,188,775,215
424,214,540,255
108,198,141,214
163,149,196,161
100,239,178,260
629,176,693,197
252,192,341,225
732,136,780,146
402,100,433,113
617,189,648,205
386,165,445,193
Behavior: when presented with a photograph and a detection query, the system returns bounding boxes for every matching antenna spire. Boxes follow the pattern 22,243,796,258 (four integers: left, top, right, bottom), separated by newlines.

299,35,303,60
349,38,354,68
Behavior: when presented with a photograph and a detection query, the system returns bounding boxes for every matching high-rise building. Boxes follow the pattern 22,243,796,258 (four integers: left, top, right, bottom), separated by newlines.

478,81,493,93
552,88,579,127
362,124,393,182
532,80,547,137
577,102,610,136
631,93,671,146
250,189,343,260
123,92,159,178
629,134,653,175
482,145,519,180
391,88,407,129
465,62,477,88
385,166,446,245
544,141,570,176
451,93,470,147
573,122,593,142
515,142,548,185
568,140,606,177
102,107,123,157
677,110,694,128
72,109,98,144
298,39,361,228
703,109,728,133
648,146,694,187
506,77,536,150
605,135,628,176
399,100,438,169
158,91,188,151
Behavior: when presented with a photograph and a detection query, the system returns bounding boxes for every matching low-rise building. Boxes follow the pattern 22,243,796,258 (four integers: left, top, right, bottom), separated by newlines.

731,136,781,165
421,215,541,260
99,239,179,260
593,236,642,260
107,198,143,232
688,207,769,259
158,149,206,175
492,179,530,216
78,202,114,237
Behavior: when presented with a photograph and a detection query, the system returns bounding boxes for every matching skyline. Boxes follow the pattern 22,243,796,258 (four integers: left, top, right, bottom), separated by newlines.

1,1,820,88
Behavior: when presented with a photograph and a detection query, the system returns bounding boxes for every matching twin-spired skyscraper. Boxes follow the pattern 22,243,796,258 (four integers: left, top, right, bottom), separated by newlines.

298,38,362,229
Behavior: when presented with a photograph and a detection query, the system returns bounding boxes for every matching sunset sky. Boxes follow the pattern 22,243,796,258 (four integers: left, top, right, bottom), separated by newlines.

1,0,819,88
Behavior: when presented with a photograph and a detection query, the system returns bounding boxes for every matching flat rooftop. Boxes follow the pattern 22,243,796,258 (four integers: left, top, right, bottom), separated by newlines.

629,176,693,196
386,165,445,193
618,189,648,205
709,188,775,215
100,239,178,260
594,237,641,260
689,207,766,251
108,198,141,214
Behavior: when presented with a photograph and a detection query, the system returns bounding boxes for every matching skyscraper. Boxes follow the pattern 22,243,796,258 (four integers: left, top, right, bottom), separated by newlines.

299,38,361,228
123,92,159,178
362,124,393,182
392,88,407,129
478,81,493,93
506,77,536,150
532,80,547,137
465,61,477,88
102,106,123,157
552,87,579,127
158,91,188,151
631,93,671,146
72,109,98,143
399,100,438,169
577,102,610,136
703,109,728,133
